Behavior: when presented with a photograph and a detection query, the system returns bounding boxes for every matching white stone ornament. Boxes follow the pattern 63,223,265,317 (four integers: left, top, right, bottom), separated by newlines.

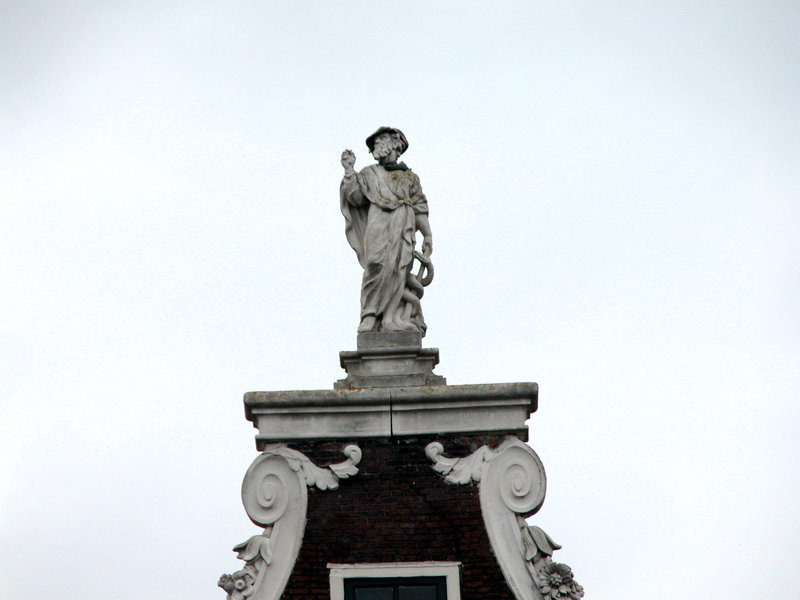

249,443,362,495
425,441,494,484
426,438,582,600
219,444,362,600
520,520,584,600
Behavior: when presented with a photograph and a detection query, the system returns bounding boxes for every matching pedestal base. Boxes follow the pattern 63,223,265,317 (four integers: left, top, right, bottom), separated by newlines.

335,331,446,389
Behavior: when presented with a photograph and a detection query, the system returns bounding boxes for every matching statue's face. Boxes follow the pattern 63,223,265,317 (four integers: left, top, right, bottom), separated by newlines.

372,133,397,161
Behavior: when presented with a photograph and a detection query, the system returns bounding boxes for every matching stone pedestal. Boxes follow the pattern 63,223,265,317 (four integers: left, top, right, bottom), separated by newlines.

218,340,584,600
336,332,445,389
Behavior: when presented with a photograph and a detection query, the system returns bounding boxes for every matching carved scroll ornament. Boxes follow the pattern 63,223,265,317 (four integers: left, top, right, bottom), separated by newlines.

218,444,362,600
426,437,583,600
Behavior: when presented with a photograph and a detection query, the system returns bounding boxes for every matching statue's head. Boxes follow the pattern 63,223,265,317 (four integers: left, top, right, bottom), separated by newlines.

366,127,408,160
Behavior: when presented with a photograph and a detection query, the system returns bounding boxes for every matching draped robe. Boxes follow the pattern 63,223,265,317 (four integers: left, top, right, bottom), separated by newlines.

340,164,429,333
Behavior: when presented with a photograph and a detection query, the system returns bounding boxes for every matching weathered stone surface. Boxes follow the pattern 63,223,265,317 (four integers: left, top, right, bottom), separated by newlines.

245,388,393,442
341,127,434,337
336,331,445,389
244,382,537,445
337,347,443,389
356,331,421,349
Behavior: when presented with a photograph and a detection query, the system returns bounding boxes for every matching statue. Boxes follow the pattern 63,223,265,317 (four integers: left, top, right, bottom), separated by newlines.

340,127,434,336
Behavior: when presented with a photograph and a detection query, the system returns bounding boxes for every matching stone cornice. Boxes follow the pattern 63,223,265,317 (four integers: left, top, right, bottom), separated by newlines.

244,382,538,446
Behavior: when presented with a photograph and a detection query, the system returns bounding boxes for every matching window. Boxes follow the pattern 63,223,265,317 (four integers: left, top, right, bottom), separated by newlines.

346,576,446,600
329,562,461,600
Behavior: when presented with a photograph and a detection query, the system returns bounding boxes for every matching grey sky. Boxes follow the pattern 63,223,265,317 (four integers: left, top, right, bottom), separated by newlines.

2,2,798,599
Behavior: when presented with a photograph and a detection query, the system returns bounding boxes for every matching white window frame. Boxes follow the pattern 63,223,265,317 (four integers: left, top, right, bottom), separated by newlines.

328,561,462,600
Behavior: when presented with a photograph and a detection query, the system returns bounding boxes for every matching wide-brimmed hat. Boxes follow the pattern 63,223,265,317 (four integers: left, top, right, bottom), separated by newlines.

365,126,409,155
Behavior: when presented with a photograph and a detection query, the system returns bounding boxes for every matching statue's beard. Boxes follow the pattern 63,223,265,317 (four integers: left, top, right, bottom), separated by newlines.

373,142,394,161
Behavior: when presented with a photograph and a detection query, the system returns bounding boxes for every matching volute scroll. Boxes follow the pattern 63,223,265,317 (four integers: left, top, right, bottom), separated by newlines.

219,444,362,600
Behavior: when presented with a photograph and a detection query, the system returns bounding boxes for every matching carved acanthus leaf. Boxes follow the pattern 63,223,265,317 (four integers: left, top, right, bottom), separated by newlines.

263,443,362,491
424,441,494,484
520,518,561,561
234,531,274,566
328,444,363,480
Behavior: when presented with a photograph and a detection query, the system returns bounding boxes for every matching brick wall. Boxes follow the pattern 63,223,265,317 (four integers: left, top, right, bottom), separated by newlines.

283,435,516,600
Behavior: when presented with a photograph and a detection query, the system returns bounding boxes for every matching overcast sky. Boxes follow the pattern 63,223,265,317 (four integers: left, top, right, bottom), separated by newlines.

2,2,798,599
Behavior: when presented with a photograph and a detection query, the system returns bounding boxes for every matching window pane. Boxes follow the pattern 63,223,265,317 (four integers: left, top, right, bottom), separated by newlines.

398,585,438,600
353,587,394,600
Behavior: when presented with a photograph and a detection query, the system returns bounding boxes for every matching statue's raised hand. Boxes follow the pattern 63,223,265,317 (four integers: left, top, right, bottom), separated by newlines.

341,149,356,174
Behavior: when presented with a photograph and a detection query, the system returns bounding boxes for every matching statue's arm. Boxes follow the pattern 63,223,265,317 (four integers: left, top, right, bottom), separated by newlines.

416,213,433,256
340,149,366,206
410,174,432,255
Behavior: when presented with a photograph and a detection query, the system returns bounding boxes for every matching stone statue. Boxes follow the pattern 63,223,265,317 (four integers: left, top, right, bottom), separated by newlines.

340,127,434,336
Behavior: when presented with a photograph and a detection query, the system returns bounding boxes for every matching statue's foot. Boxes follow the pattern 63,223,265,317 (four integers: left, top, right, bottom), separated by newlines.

358,316,377,333
382,318,417,333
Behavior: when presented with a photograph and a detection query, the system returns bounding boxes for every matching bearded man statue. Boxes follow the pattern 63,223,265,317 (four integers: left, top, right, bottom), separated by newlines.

340,127,434,336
